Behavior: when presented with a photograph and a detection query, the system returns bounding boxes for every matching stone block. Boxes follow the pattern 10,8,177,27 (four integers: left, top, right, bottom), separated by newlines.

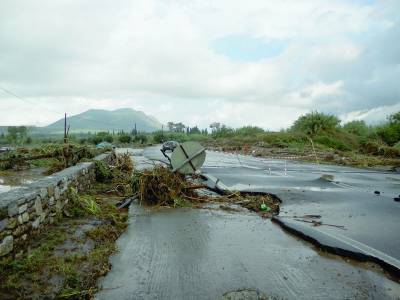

18,212,29,224
34,197,43,216
8,202,19,217
0,236,13,257
18,204,28,214
54,187,60,200
32,218,41,229
0,219,8,231
6,218,17,230
48,185,55,197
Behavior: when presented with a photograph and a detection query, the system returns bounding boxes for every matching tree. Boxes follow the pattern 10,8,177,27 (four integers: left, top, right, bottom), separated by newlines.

343,120,368,136
291,111,340,135
90,132,113,144
189,126,201,134
153,131,164,143
210,122,221,133
388,111,400,124
166,122,186,133
118,133,132,144
7,126,28,144
167,122,174,132
377,111,400,146
135,134,148,144
235,126,264,136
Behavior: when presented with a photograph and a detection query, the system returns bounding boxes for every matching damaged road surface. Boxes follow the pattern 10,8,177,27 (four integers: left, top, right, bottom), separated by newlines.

96,147,400,300
199,151,400,277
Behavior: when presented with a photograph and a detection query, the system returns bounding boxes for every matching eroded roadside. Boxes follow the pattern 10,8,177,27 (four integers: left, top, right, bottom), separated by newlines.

0,154,133,300
0,186,128,299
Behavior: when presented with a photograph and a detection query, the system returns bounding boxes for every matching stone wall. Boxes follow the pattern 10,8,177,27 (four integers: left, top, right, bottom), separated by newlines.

0,153,111,257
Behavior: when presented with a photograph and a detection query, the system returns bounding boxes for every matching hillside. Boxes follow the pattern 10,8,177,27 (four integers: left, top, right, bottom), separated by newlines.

42,108,162,134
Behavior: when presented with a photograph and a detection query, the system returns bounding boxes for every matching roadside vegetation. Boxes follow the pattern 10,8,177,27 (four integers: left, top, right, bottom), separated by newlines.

0,155,133,299
1,111,399,168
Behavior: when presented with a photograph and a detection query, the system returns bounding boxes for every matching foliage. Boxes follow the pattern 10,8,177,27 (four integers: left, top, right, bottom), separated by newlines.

94,160,112,183
376,112,400,146
343,120,369,136
118,133,132,144
134,133,148,144
291,111,340,135
235,126,265,136
167,122,186,133
211,125,235,138
313,135,351,151
6,126,29,145
90,132,113,145
133,166,197,206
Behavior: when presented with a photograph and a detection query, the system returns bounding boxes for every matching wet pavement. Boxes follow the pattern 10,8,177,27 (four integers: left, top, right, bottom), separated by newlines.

0,167,46,194
97,147,400,299
97,205,399,300
198,151,400,276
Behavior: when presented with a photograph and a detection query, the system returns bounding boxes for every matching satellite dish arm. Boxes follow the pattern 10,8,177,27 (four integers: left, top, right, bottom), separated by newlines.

161,149,172,168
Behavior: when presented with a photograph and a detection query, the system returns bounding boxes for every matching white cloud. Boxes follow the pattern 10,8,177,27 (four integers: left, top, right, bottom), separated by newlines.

0,0,399,129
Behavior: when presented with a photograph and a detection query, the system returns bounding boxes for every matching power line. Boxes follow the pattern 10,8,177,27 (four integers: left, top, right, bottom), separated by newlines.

0,86,127,130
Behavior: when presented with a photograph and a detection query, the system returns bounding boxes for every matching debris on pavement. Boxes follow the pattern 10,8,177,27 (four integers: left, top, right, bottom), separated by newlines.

220,289,269,300
130,165,281,217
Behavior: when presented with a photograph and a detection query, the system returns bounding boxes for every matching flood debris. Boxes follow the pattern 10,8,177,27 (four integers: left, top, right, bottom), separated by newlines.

0,144,98,173
132,165,199,206
95,153,134,197
220,289,269,300
130,165,281,217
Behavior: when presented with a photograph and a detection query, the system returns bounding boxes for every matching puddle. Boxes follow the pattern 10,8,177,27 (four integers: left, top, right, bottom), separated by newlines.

0,167,46,193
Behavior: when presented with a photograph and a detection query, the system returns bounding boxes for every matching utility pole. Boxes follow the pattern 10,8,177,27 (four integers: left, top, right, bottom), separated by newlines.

64,113,67,144
64,113,70,144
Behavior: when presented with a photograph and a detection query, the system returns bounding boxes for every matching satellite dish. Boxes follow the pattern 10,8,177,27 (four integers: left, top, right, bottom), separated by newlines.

171,141,206,174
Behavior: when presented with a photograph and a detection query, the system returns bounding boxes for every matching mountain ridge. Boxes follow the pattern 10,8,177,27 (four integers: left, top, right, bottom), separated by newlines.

41,108,162,133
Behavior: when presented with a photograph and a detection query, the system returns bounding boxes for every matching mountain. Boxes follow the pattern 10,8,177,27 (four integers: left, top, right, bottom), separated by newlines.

42,108,162,134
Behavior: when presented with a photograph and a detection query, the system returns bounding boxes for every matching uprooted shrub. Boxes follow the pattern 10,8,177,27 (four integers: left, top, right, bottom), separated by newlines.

94,154,135,196
94,160,112,183
132,166,197,206
67,187,101,217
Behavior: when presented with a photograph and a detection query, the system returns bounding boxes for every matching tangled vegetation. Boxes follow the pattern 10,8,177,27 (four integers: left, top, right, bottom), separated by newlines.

0,144,98,173
132,165,198,206
0,155,131,300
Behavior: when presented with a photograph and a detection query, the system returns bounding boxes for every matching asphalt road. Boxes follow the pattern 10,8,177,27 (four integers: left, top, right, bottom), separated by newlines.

96,147,400,300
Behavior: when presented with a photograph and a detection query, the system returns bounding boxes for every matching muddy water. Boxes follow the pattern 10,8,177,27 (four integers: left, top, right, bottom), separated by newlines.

97,205,399,300
0,167,46,194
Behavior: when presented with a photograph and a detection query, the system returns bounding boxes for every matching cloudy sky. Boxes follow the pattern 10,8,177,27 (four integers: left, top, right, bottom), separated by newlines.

0,0,399,130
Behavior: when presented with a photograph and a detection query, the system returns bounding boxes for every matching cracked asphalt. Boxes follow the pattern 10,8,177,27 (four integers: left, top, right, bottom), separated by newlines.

96,147,400,300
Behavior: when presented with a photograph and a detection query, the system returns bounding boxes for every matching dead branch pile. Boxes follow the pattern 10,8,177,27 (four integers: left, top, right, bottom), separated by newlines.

133,166,199,206
234,194,280,214
116,153,134,172
95,153,135,196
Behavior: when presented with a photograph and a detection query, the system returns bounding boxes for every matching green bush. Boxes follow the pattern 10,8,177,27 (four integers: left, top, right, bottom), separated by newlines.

377,123,400,146
291,111,340,135
211,126,235,138
235,126,264,136
90,132,113,145
152,131,165,143
118,134,132,144
134,134,148,144
343,120,369,136
94,160,112,183
313,135,351,151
